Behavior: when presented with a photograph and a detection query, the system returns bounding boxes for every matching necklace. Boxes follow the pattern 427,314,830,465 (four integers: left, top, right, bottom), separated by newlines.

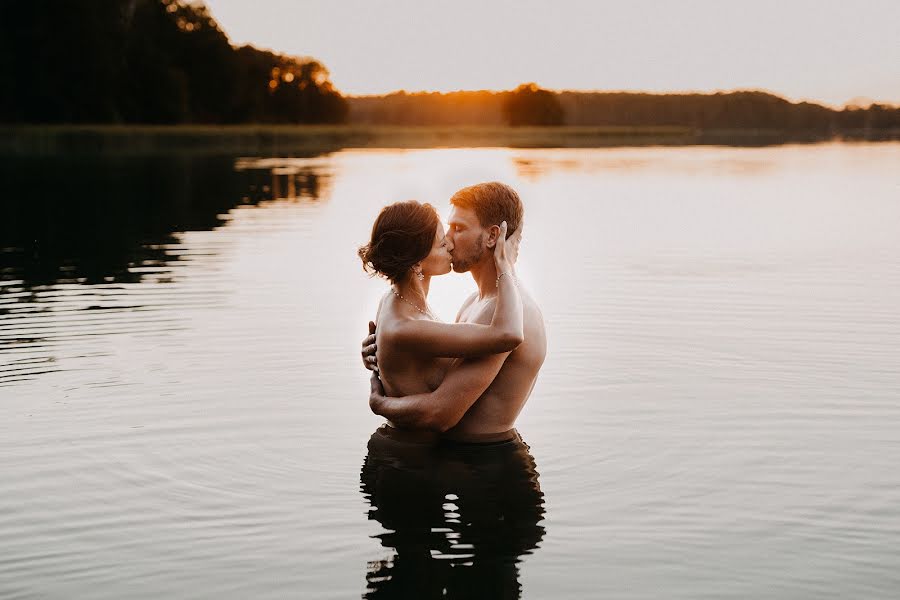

392,288,439,321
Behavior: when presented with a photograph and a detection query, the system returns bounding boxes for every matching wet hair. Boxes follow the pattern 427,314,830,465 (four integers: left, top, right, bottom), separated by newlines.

358,200,440,284
449,182,523,238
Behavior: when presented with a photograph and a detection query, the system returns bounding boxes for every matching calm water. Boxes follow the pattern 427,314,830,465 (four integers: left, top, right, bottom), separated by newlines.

2,144,899,598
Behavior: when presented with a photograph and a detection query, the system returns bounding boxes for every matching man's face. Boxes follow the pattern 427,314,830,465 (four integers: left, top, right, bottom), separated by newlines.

446,206,487,273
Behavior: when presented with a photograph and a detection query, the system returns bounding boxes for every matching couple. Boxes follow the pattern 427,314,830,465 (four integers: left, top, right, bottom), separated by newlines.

357,182,547,597
359,181,546,442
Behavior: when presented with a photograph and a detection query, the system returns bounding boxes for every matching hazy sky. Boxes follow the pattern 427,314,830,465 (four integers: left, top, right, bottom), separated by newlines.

203,0,899,106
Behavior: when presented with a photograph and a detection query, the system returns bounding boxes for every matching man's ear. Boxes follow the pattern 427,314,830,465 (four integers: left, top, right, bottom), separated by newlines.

485,224,501,248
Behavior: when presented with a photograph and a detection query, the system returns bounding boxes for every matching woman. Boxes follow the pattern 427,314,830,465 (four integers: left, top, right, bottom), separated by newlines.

358,200,522,399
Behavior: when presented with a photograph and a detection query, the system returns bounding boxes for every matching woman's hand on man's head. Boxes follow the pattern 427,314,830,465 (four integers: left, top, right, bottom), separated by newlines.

493,220,523,273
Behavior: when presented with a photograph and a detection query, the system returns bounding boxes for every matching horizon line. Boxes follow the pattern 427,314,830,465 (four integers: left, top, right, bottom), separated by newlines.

342,86,897,110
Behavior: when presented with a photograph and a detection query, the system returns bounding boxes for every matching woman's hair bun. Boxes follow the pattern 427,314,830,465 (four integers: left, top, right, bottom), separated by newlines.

358,200,439,284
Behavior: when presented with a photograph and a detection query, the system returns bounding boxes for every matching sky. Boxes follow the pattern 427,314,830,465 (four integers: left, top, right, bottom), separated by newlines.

203,0,899,107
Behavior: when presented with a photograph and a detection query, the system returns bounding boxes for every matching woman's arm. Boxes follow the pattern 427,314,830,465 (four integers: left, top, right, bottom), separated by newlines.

389,221,524,358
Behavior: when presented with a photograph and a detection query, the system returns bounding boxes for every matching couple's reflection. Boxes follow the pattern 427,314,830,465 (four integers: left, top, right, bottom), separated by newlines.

360,425,546,599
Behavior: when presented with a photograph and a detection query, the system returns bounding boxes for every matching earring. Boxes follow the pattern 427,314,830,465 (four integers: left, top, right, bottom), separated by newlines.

417,270,425,281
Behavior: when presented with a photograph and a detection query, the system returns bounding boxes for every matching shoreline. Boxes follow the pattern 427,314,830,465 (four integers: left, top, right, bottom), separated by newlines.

1,124,897,156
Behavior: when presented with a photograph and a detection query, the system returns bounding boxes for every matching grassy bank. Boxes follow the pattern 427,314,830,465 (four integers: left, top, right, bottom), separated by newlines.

1,124,893,156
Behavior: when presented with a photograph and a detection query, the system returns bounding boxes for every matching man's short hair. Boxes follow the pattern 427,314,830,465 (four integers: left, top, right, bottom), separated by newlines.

450,182,523,238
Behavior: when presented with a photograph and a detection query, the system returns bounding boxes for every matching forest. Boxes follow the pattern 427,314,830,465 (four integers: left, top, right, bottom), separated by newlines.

0,0,347,124
1,1,896,133
350,85,900,132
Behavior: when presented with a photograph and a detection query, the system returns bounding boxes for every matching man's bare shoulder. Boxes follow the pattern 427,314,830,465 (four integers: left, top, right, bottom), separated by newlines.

455,292,481,323
510,287,547,371
519,287,545,325
464,286,544,334
519,289,546,337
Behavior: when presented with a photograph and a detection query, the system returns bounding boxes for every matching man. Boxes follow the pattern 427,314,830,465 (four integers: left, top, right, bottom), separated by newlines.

362,182,547,441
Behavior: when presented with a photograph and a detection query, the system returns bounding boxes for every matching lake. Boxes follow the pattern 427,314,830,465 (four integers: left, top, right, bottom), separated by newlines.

2,143,899,599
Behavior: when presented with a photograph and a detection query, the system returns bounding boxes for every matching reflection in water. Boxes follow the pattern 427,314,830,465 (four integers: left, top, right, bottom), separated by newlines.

0,154,331,287
360,425,546,599
0,145,897,597
0,154,331,386
513,150,779,181
235,157,329,203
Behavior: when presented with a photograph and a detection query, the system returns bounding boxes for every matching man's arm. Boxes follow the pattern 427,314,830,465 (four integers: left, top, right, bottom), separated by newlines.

369,351,509,432
361,321,378,372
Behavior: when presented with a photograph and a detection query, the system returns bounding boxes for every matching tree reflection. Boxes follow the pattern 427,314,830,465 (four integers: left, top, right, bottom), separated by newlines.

360,426,546,599
238,162,328,203
0,154,330,286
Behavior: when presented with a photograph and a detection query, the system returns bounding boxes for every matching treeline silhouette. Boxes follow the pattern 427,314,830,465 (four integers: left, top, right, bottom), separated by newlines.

0,0,346,124
503,83,565,126
350,87,900,132
1,1,895,132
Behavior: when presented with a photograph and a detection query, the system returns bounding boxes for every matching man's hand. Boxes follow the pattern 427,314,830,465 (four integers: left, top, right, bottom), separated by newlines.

369,372,386,415
361,320,378,373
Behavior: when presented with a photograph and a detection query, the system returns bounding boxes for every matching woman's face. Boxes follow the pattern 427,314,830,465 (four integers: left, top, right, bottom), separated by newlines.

419,222,453,277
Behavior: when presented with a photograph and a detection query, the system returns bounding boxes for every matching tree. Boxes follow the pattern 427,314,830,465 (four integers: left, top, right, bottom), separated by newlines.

0,0,347,125
502,83,565,126
231,48,347,123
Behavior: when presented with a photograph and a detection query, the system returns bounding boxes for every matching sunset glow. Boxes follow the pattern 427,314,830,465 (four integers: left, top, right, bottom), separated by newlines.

203,0,899,107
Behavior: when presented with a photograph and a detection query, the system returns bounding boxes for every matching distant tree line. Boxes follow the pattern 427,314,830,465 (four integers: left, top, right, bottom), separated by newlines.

556,91,900,132
350,87,900,132
1,1,895,132
0,0,347,124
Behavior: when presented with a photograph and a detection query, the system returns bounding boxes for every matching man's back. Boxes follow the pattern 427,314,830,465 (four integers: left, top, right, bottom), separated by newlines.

444,287,546,438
